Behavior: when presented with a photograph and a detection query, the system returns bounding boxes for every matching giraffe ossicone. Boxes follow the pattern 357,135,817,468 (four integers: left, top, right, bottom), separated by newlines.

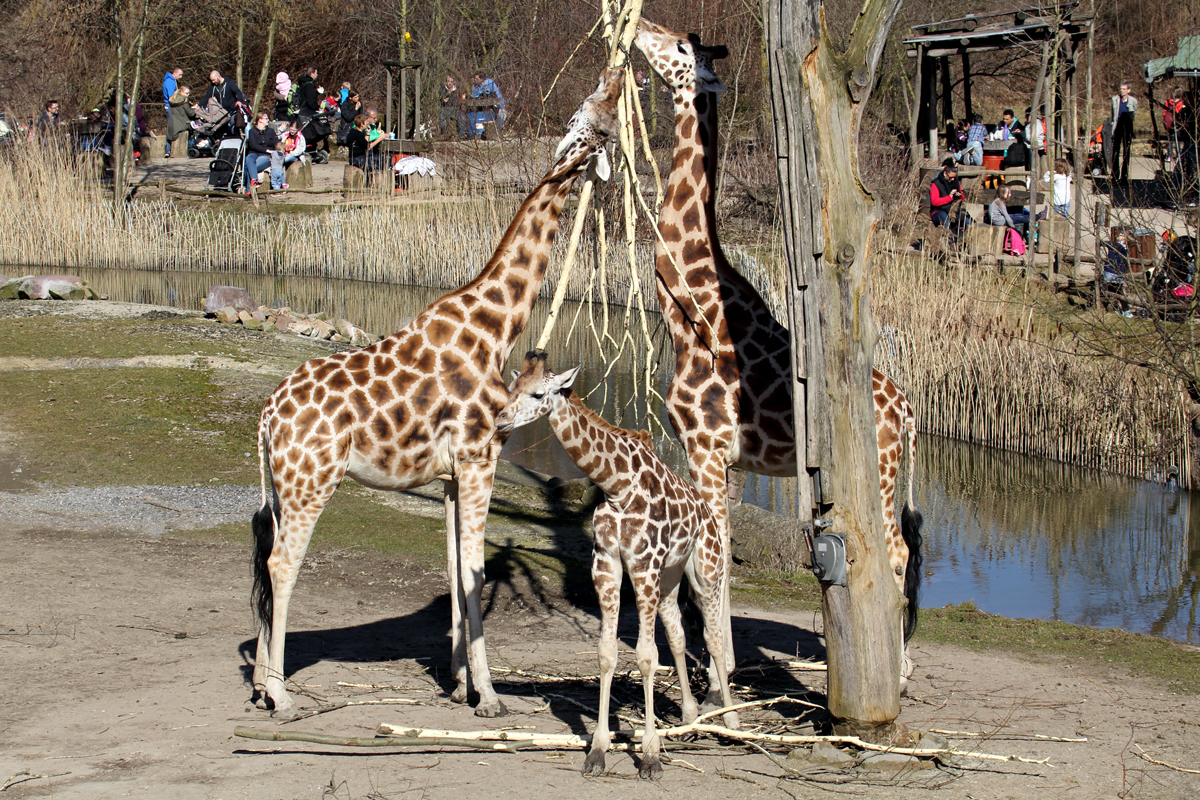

247,68,623,720
498,352,738,779
635,18,924,697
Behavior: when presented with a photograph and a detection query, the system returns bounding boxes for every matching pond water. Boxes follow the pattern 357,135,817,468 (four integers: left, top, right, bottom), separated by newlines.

29,267,1200,643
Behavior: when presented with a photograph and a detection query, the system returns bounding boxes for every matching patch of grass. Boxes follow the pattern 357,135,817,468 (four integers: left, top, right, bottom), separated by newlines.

0,315,253,360
917,602,1200,693
3,367,264,486
187,485,448,569
731,568,822,610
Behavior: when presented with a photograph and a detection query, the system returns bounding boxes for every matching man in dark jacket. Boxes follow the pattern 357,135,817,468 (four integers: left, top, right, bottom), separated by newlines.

202,70,248,120
929,158,964,227
296,67,323,120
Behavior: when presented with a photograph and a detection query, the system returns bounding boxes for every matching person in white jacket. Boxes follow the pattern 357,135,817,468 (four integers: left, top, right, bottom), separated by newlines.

1042,158,1073,219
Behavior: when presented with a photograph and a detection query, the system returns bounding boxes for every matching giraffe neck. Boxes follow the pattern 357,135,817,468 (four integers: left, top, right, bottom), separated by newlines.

547,390,644,501
459,174,579,358
655,88,727,350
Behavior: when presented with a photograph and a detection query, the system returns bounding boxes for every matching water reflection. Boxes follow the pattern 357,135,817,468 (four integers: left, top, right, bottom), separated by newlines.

53,267,1200,643
917,436,1200,643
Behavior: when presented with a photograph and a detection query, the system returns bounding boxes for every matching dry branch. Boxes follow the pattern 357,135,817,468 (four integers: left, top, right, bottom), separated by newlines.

233,727,529,752
1134,746,1200,774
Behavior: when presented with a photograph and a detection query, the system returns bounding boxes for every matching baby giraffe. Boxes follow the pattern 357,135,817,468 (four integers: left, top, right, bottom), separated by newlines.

496,352,738,779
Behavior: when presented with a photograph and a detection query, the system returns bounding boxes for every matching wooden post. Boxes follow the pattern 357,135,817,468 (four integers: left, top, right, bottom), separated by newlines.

961,51,973,120
1073,136,1085,279
386,69,392,135
1027,41,1052,274
926,55,939,161
414,67,422,138
401,68,409,138
910,46,923,164
765,0,903,734
939,55,952,132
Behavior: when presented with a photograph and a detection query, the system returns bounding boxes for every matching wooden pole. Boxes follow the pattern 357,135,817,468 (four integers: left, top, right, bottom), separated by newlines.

910,46,923,163
962,51,973,120
414,66,422,137
250,20,277,119
1093,199,1106,308
386,69,392,134
1073,137,1085,279
927,56,939,160
1027,41,1052,275
765,0,903,735
112,27,125,217
940,55,952,134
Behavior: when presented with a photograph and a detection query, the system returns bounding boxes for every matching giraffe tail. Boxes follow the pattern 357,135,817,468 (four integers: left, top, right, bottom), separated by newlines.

252,410,279,633
900,405,923,641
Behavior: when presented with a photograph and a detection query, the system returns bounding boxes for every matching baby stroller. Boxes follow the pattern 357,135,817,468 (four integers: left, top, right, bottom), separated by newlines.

296,109,334,164
188,108,234,159
1151,235,1197,306
207,132,246,193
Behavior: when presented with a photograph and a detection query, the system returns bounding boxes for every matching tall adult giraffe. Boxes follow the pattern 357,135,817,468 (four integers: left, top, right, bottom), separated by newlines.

249,69,623,718
634,20,923,691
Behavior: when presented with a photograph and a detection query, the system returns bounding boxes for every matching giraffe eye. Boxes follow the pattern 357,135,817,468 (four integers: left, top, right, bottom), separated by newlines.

532,392,545,400
677,43,688,55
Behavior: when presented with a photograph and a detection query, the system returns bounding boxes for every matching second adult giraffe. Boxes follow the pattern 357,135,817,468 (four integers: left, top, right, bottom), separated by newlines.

248,69,623,718
635,20,923,688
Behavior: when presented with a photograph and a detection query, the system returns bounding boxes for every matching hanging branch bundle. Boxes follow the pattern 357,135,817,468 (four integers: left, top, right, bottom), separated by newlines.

535,0,646,354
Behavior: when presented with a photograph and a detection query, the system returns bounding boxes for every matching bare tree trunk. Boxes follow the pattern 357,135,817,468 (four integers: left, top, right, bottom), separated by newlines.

119,0,151,190
111,3,125,217
251,20,277,119
236,18,245,89
764,0,904,733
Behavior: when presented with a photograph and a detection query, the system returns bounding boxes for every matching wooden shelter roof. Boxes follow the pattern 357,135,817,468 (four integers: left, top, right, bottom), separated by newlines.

903,6,1092,58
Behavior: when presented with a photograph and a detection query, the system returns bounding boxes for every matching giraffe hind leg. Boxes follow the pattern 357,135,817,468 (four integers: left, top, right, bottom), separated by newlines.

250,497,277,708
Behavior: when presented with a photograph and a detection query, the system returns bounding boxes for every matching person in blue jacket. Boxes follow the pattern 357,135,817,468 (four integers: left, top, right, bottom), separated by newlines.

162,67,182,154
468,71,505,139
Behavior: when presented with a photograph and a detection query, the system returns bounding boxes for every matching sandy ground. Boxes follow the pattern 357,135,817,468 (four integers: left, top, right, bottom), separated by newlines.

2,495,1199,799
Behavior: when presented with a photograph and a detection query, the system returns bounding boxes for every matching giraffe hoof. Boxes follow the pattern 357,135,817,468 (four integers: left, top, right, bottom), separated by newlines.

269,705,301,720
581,749,606,777
474,698,508,718
699,690,724,714
722,711,741,730
637,756,663,780
449,685,469,704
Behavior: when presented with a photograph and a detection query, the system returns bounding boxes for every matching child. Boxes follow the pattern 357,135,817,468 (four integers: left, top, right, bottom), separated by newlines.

1042,158,1073,219
339,82,351,104
269,140,288,192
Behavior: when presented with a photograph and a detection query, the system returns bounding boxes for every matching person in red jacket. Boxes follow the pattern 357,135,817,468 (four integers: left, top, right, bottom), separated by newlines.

929,158,964,227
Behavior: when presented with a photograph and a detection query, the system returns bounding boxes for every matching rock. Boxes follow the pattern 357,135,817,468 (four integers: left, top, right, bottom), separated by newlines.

243,317,265,331
343,165,366,190
252,308,266,321
857,752,934,773
288,320,313,336
48,283,87,300
261,320,275,333
19,274,83,300
730,502,809,572
237,310,254,325
790,741,855,767
315,320,338,339
312,311,328,321
203,285,257,315
350,329,373,348
331,333,346,343
334,319,356,340
215,307,240,324
1,276,32,300
286,158,313,189
81,282,101,300
913,731,950,751
273,313,296,330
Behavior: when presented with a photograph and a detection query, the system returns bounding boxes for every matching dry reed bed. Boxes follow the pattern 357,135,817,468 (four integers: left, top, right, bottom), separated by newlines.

874,242,1189,484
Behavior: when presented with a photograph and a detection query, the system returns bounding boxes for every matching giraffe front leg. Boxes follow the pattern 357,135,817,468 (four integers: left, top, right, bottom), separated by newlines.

455,460,506,718
444,481,471,704
688,453,734,711
631,570,663,780
583,529,621,777
689,554,739,730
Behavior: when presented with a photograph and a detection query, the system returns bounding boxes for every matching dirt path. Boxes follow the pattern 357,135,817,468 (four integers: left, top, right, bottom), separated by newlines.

2,510,1198,799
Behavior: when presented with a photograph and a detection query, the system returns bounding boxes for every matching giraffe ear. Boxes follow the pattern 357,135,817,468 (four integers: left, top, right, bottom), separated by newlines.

591,147,611,182
556,365,581,390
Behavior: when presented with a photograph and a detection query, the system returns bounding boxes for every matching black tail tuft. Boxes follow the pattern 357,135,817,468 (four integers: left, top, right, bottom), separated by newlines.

900,504,924,641
252,502,275,632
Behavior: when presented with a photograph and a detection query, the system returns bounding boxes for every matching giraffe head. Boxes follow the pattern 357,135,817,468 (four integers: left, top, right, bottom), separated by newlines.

634,19,728,96
551,67,623,182
495,351,580,433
